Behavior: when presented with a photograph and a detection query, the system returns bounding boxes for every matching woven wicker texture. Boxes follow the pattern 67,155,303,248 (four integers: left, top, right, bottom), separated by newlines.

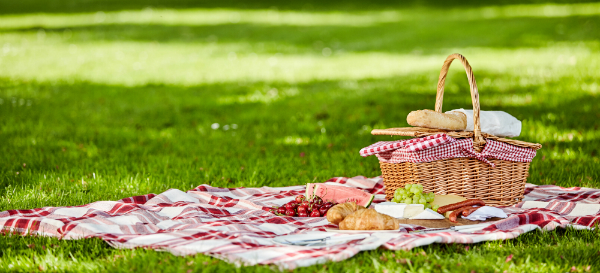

375,53,538,206
380,159,531,206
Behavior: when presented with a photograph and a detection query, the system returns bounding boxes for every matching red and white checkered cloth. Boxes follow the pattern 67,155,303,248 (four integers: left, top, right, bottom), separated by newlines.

1,177,598,269
362,135,536,167
360,134,456,157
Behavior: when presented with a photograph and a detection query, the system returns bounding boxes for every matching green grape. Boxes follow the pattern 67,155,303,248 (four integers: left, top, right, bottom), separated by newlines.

392,196,400,203
412,196,420,204
419,198,427,205
424,203,432,209
416,184,424,191
394,188,402,196
432,204,440,212
405,184,413,190
404,198,412,204
425,195,434,203
400,194,408,200
411,187,420,194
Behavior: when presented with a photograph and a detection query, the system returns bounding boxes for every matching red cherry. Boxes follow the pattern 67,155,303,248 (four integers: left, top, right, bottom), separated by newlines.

302,201,310,207
298,211,308,217
285,209,296,217
295,195,305,203
310,210,321,217
319,206,329,216
277,207,286,214
297,206,306,213
285,203,296,210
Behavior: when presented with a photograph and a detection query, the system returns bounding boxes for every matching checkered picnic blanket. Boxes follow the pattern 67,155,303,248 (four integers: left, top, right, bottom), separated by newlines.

362,134,537,167
1,177,599,269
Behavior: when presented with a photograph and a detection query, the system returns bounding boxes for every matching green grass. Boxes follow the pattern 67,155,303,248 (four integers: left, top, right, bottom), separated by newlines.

1,0,599,272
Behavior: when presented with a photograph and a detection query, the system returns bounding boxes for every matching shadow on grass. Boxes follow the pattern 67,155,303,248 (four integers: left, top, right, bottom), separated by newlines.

3,16,599,54
3,0,599,15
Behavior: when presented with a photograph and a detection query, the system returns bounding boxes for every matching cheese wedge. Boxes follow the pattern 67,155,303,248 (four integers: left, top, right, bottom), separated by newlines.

403,204,425,218
431,195,467,208
409,208,445,220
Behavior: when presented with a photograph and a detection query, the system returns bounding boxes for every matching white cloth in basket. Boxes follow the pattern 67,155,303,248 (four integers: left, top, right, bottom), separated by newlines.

449,109,521,138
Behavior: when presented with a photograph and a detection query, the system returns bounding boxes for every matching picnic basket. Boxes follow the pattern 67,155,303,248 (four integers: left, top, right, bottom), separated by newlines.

372,53,542,206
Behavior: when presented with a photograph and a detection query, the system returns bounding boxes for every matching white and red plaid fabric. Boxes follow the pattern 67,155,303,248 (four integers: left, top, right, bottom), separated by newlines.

360,134,455,157
1,177,598,269
363,135,536,167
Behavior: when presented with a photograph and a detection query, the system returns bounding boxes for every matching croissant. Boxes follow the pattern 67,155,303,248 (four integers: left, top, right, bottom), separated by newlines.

326,202,366,225
338,208,400,230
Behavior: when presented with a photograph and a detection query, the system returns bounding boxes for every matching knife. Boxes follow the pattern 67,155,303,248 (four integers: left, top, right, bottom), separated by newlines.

409,223,490,234
282,234,368,246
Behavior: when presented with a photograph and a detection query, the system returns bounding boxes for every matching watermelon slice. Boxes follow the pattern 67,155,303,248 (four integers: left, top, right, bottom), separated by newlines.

312,184,374,207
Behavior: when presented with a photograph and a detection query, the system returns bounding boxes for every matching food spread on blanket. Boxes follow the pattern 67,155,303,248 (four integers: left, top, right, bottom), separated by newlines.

317,182,492,230
268,180,491,227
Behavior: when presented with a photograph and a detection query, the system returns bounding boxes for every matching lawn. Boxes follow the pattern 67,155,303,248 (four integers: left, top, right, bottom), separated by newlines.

1,0,599,272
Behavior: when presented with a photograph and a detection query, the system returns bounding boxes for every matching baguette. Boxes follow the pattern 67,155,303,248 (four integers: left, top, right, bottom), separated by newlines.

406,109,467,130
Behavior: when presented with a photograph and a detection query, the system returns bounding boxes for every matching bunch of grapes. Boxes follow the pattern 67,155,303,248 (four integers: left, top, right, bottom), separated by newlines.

391,184,439,212
269,195,336,217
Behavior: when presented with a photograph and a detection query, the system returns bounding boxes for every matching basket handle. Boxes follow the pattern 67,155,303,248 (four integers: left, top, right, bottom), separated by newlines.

434,53,486,152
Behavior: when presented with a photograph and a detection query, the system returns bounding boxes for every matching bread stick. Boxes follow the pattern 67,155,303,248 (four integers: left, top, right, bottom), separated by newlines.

406,109,467,130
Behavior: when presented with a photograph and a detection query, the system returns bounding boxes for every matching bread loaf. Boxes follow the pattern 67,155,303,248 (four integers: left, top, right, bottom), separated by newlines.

406,109,467,130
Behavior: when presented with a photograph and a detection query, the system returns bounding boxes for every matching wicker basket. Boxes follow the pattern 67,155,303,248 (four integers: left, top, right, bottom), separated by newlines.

372,53,541,206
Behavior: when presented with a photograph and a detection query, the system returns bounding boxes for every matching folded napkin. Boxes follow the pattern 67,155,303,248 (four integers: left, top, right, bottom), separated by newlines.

463,206,508,221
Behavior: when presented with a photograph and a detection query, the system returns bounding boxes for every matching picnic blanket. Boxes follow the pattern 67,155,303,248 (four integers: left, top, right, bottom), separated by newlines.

1,176,599,269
